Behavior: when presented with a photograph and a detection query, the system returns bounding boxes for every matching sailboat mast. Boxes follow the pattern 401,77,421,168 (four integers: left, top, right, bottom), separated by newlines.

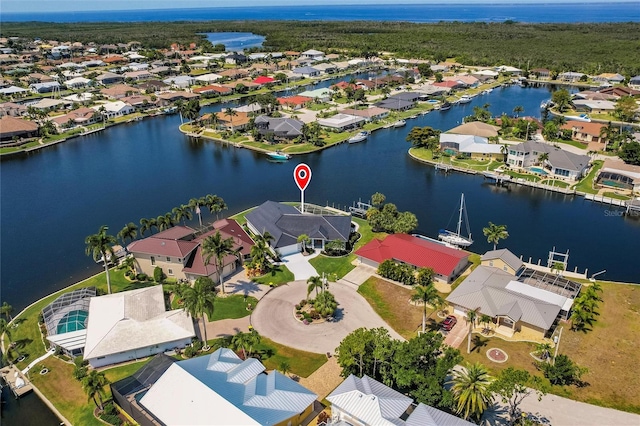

457,193,464,236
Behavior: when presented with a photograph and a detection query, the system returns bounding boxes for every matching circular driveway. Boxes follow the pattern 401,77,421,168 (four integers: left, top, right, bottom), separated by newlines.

251,280,404,354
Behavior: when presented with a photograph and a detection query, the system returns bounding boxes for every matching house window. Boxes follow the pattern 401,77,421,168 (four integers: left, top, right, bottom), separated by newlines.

151,256,155,265
166,257,171,262
489,261,494,267
168,269,174,276
503,266,508,272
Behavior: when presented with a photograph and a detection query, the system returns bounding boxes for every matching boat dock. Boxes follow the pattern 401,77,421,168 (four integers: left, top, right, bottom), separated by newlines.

1,365,33,398
584,193,628,207
434,163,477,175
482,171,512,184
349,201,372,218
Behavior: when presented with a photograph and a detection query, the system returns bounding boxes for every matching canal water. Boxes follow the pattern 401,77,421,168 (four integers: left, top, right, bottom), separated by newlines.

1,84,639,316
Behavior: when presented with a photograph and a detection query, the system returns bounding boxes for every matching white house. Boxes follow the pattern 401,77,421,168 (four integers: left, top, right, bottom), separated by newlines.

65,76,91,89
29,81,61,93
83,286,195,368
92,101,135,118
195,73,222,84
300,49,324,61
163,75,195,88
439,133,503,160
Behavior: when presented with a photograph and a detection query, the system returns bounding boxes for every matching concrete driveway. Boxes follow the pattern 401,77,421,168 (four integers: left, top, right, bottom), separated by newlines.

251,280,404,354
279,251,319,280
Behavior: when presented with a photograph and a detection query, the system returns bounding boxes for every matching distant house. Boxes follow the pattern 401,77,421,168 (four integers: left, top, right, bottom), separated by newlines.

298,88,332,102
65,76,91,89
96,71,124,85
572,99,617,115
629,75,640,90
340,106,390,122
127,219,253,283
246,201,352,256
560,120,606,144
355,234,470,284
596,159,640,194
0,86,29,97
446,266,581,339
277,95,313,110
29,81,61,93
507,141,590,181
136,79,169,93
155,91,200,107
327,374,474,426
530,68,551,79
121,348,316,426
254,115,303,140
447,121,500,138
317,113,365,131
163,75,195,88
496,65,522,75
593,73,625,84
225,53,247,65
432,80,464,90
215,110,250,131
194,73,222,84
0,116,39,142
252,75,276,85
292,66,321,78
92,101,135,119
123,70,154,81
51,107,99,130
300,49,324,61
100,84,140,99
193,84,232,96
0,102,27,117
439,134,503,160
558,72,585,82
83,286,195,368
375,98,414,111
480,249,524,275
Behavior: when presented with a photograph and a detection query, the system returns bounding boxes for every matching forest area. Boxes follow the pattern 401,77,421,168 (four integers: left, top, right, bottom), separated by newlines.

2,20,640,75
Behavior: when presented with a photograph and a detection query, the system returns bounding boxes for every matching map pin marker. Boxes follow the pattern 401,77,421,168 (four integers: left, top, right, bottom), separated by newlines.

294,164,312,191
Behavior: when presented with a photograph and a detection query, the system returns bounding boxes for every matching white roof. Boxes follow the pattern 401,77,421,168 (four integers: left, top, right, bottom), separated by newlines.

317,113,365,128
63,93,94,102
32,98,70,108
440,133,503,154
301,49,324,56
195,73,222,83
47,329,87,351
65,77,91,86
474,69,499,77
0,86,28,94
298,88,332,98
83,286,195,360
92,101,133,113
233,102,262,113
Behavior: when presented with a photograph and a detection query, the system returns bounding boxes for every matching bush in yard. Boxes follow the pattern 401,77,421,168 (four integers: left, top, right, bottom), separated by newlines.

136,273,148,281
184,346,197,358
537,354,587,386
153,266,165,283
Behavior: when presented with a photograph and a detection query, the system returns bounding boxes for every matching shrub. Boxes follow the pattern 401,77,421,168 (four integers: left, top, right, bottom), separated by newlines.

136,273,148,281
538,354,587,386
153,266,165,283
184,346,197,358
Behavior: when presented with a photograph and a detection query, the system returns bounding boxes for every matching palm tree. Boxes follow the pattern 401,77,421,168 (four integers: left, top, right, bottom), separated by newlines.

82,370,110,411
307,275,324,298
188,198,204,227
538,152,549,167
85,225,117,294
297,234,311,253
467,308,480,354
411,283,444,333
202,231,239,295
205,194,227,220
279,360,291,376
1,302,13,322
172,205,193,226
449,362,494,421
139,217,158,236
314,291,338,317
182,277,216,351
225,108,238,132
117,222,138,246
0,318,12,343
482,222,509,251
513,105,524,117
232,331,252,359
156,213,176,231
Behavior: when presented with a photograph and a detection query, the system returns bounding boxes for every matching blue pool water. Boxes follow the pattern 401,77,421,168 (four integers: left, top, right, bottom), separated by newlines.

529,167,549,175
56,310,89,334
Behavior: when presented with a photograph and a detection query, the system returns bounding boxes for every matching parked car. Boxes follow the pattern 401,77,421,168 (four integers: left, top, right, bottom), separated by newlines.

442,315,457,331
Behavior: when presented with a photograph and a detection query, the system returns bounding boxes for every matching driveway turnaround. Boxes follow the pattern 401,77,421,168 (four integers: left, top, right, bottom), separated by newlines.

251,280,404,354
279,251,319,280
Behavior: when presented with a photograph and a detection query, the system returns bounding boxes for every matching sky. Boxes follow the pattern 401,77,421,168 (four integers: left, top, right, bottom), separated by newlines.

2,0,635,13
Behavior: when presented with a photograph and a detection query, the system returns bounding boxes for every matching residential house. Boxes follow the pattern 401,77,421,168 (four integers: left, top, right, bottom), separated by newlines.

507,141,590,180
117,348,316,426
298,88,332,103
598,86,640,98
277,95,313,110
560,120,607,145
96,71,124,85
136,79,170,93
253,115,303,141
92,101,135,119
432,80,464,90
593,73,625,85
233,102,265,115
0,102,27,117
0,86,29,97
558,72,586,82
246,201,352,256
51,107,99,130
439,134,503,160
65,76,91,89
355,234,470,284
375,97,414,111
313,62,338,74
530,68,551,79
0,116,39,141
29,81,61,93
63,93,94,104
121,95,154,110
327,374,474,426
123,70,154,81
252,76,276,86
480,249,524,275
218,69,250,80
300,49,324,61
596,159,640,194
127,219,253,283
155,91,199,106
83,286,195,368
163,75,195,89
444,74,479,88
30,98,72,112
446,265,581,339
629,75,640,90
317,113,365,131
496,65,523,75
194,73,222,84
340,106,390,122
447,121,501,138
215,110,250,131
193,84,232,96
225,53,247,65
572,99,617,115
292,66,321,78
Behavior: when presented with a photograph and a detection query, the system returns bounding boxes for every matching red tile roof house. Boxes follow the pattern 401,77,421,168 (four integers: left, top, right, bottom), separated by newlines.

560,120,606,145
127,219,254,285
252,76,276,86
277,95,313,110
355,234,470,284
50,107,99,130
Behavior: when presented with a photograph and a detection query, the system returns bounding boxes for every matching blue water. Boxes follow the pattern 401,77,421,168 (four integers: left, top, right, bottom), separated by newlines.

205,32,266,52
3,3,639,23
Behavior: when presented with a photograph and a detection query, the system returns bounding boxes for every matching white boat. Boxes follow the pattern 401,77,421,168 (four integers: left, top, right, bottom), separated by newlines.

348,131,369,144
481,88,493,95
393,119,406,128
439,102,452,111
458,95,472,104
565,113,591,122
438,193,473,248
266,151,291,160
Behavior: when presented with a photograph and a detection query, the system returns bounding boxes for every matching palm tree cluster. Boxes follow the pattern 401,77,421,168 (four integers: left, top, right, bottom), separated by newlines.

570,282,603,332
231,330,262,360
247,231,275,276
482,222,509,251
305,275,338,318
181,276,216,351
138,194,227,236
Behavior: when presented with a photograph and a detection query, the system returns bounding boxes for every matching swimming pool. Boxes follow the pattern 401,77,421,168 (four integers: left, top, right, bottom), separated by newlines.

426,100,439,104
56,310,88,334
529,167,548,176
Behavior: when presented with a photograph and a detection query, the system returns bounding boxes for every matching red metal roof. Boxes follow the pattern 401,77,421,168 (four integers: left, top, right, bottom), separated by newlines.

277,95,313,106
128,238,198,258
355,234,469,277
253,76,276,85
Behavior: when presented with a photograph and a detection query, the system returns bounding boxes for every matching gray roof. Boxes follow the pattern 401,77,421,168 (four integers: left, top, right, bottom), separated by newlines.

246,201,351,249
511,141,590,173
481,249,523,271
375,98,415,110
292,66,319,74
254,115,303,138
446,266,563,330
389,92,423,102
406,403,475,426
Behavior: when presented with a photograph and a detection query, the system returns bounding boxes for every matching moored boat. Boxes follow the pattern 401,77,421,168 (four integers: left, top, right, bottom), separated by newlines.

439,102,452,111
393,119,406,128
565,113,591,122
458,94,472,104
438,193,473,248
266,151,291,161
348,131,370,144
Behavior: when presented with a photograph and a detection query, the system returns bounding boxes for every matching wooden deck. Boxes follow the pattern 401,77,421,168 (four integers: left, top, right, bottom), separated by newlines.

1,365,33,398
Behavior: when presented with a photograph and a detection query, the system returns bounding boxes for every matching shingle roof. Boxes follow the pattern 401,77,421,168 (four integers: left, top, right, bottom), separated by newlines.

246,201,351,249
446,266,564,330
511,141,590,173
481,249,523,271
355,234,469,278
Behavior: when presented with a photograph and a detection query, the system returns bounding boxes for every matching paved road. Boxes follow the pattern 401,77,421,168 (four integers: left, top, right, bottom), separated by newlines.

251,280,404,354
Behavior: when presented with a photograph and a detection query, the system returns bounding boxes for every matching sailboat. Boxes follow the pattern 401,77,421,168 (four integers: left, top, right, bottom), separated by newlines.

438,193,473,248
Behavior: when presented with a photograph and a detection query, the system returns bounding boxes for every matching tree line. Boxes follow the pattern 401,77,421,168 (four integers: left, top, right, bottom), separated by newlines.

2,21,640,75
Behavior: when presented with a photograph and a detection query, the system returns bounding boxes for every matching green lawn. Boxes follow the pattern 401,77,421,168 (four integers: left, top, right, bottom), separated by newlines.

252,265,295,286
505,170,542,182
308,255,354,281
257,337,327,378
540,179,570,188
3,269,155,370
573,160,603,194
554,139,588,150
210,295,259,321
603,191,631,200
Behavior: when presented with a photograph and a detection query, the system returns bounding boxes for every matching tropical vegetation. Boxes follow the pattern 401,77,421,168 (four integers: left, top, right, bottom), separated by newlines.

84,225,117,294
482,222,509,250
449,362,494,421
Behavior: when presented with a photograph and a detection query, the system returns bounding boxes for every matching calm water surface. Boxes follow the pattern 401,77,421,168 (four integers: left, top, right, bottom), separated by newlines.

2,84,639,316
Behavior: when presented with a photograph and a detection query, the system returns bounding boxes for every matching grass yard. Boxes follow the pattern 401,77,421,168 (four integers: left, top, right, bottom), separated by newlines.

554,139,588,150
573,160,603,194
252,265,295,286
462,282,640,414
357,277,425,339
504,170,542,182
602,191,631,200
309,255,355,281
257,337,327,378
210,295,259,321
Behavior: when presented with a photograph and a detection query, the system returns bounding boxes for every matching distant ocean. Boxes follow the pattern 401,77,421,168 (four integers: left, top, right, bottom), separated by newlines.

3,3,640,23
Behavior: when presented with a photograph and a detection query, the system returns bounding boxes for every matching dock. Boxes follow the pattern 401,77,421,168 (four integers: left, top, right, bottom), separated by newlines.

584,193,627,207
626,198,640,215
349,201,372,218
482,171,512,184
1,365,33,398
